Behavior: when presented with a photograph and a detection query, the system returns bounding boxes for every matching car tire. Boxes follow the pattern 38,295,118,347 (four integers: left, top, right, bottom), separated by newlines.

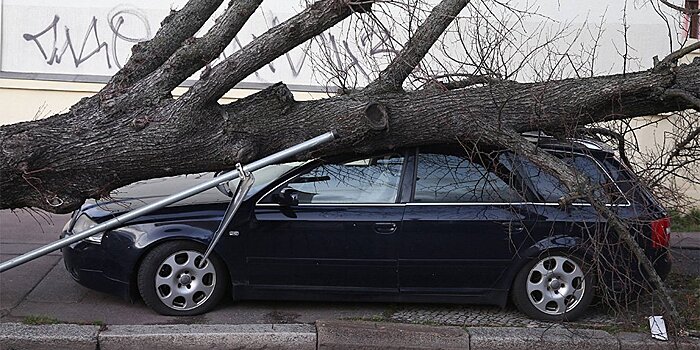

137,241,228,316
512,251,594,321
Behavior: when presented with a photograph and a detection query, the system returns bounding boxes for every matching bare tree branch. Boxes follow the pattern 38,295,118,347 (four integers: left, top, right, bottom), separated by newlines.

663,87,700,109
649,125,700,188
577,127,634,169
365,0,469,93
476,125,682,327
420,73,514,90
660,0,700,15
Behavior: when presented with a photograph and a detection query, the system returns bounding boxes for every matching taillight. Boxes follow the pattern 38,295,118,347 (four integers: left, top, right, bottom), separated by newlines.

651,217,671,249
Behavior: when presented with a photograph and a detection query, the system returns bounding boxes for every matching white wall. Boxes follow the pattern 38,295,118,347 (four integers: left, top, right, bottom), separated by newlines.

0,0,694,89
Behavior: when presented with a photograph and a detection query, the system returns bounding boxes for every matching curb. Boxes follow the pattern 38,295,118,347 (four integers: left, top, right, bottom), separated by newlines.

0,322,99,350
1,321,699,350
99,324,316,350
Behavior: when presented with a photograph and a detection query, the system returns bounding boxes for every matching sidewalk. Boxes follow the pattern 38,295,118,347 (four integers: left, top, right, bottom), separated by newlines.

1,320,699,350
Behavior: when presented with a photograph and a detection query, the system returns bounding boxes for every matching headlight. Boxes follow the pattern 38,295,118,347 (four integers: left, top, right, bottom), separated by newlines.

71,214,102,244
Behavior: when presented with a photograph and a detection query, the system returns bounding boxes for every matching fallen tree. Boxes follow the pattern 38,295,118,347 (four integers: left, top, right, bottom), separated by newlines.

1,0,698,213
1,0,699,330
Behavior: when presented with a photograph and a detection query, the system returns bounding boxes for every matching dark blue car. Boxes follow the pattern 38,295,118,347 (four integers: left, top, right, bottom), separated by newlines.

61,138,671,321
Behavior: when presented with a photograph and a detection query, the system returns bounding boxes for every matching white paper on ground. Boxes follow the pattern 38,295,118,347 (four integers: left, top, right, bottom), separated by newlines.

648,315,668,341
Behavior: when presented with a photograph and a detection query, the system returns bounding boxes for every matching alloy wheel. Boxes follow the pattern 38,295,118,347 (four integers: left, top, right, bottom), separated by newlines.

154,250,217,311
525,256,586,315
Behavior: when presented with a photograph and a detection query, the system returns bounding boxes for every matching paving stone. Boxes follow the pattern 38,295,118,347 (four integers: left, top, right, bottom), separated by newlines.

389,304,618,328
0,254,60,312
468,326,619,350
317,319,470,350
26,259,88,303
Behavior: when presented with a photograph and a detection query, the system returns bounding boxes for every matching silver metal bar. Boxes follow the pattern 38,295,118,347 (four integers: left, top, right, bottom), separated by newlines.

199,163,255,267
0,131,338,273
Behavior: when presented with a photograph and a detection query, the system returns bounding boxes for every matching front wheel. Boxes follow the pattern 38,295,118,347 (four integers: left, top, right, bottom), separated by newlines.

512,252,594,321
137,241,228,316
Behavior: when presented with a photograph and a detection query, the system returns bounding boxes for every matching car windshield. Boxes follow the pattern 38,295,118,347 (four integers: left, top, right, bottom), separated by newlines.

88,162,306,212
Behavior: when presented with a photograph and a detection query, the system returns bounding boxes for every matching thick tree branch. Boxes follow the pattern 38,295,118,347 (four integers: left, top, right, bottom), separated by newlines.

130,0,262,100
365,0,469,93
102,0,225,94
178,0,371,107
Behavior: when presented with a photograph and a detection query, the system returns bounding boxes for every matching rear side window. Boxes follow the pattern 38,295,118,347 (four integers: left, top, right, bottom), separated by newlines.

502,152,626,204
414,151,523,203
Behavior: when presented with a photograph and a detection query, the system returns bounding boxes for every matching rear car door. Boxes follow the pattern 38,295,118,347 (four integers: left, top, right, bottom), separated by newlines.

399,146,533,297
245,153,406,294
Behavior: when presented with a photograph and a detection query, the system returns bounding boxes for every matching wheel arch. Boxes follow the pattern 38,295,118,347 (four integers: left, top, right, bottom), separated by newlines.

503,234,587,296
128,236,231,301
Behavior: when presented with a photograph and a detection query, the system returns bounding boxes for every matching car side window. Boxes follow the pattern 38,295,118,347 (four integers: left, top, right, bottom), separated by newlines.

501,152,626,204
413,151,523,203
261,154,405,204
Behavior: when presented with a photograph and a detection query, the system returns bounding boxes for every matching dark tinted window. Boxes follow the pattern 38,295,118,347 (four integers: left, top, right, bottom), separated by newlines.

501,152,626,203
263,154,404,204
414,151,522,203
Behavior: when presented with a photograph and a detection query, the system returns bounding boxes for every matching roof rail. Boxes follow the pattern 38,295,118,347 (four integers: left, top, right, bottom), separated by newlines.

520,131,613,152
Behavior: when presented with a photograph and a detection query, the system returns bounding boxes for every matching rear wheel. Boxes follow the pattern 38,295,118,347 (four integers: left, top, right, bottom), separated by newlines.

137,241,228,316
512,252,594,321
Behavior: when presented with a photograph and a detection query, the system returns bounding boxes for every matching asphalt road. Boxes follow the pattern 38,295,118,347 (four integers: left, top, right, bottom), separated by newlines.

0,209,698,326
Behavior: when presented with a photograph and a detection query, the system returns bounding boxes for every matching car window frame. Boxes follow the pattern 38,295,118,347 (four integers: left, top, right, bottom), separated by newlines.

255,151,411,207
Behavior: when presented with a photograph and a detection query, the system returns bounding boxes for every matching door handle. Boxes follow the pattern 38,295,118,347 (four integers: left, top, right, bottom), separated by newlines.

500,222,525,233
374,222,397,234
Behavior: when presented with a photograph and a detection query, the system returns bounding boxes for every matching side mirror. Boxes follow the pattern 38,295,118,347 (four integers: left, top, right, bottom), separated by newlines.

272,188,299,206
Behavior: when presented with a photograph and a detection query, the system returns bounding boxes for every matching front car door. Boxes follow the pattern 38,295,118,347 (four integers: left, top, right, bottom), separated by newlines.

243,153,407,297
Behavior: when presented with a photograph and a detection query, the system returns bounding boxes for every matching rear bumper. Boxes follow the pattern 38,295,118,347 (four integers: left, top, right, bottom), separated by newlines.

652,248,672,280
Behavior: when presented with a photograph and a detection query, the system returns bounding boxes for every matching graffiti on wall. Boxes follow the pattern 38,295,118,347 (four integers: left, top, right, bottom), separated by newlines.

22,8,151,70
4,2,398,88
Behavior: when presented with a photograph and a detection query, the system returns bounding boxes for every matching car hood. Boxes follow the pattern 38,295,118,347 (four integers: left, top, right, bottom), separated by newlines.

80,173,233,216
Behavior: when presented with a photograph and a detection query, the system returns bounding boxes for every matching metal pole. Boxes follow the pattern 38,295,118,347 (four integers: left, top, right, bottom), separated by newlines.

0,131,338,273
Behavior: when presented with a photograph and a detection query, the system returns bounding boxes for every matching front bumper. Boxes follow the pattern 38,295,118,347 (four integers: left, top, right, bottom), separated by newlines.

61,233,132,301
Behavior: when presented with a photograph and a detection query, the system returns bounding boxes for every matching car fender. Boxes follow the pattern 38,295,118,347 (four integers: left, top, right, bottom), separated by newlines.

100,222,217,287
500,234,584,292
